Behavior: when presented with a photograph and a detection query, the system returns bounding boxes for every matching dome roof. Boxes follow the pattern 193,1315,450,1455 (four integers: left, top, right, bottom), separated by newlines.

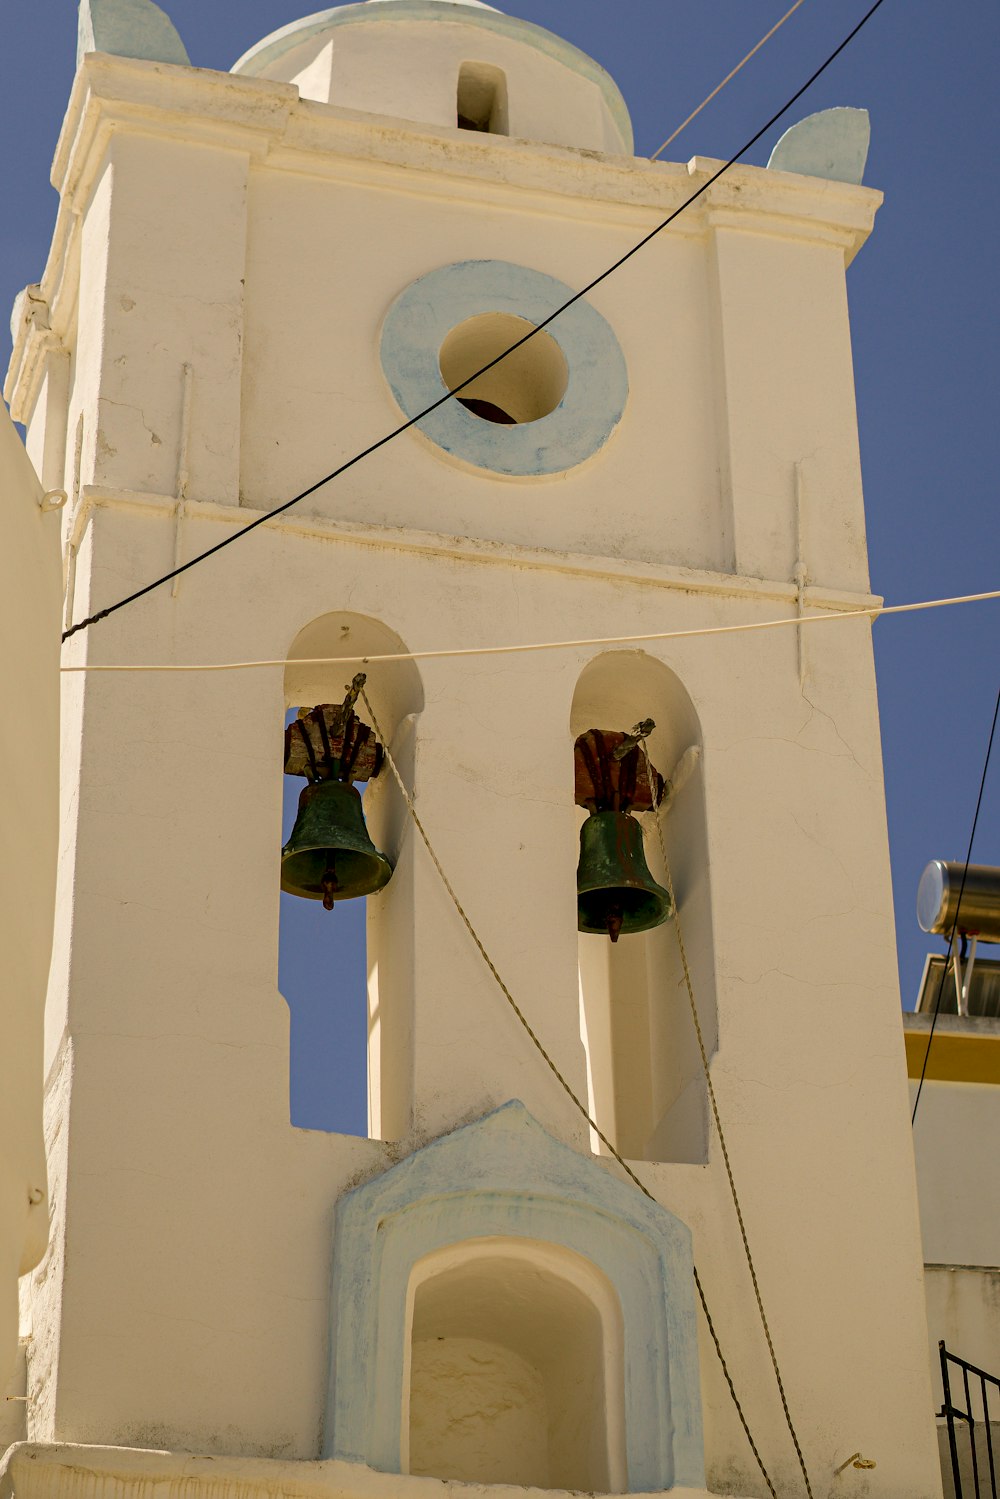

367,0,499,7
231,1,632,155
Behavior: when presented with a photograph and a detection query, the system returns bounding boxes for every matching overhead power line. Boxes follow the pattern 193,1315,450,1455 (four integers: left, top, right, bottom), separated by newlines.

60,588,1000,674
62,0,890,644
911,681,1000,1125
649,0,810,162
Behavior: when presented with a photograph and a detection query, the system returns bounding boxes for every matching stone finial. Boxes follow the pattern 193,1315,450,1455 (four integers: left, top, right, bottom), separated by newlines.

77,0,190,69
767,106,871,185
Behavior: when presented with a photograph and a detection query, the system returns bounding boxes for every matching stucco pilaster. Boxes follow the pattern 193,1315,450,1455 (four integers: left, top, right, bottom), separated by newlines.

708,213,872,595
88,132,249,505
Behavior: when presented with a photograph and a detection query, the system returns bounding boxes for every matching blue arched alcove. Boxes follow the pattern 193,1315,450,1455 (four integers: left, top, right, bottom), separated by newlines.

325,1100,704,1492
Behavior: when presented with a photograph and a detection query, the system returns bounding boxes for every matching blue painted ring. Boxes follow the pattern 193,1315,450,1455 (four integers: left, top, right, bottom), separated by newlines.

379,260,628,477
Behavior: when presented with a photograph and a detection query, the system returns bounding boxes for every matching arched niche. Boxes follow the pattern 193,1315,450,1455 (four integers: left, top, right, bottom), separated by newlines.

325,1101,705,1493
570,651,718,1165
281,612,423,1140
404,1238,624,1492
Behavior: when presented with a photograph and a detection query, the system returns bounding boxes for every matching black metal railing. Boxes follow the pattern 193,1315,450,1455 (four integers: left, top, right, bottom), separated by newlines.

940,1341,1000,1498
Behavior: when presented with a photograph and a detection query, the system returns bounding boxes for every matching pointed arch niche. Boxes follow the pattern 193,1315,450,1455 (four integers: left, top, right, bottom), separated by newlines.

324,1103,705,1493
282,611,423,1140
571,652,718,1165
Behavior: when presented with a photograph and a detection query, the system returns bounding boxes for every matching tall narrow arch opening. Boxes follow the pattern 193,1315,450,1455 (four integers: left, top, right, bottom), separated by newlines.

281,611,423,1140
402,1238,626,1493
571,651,717,1164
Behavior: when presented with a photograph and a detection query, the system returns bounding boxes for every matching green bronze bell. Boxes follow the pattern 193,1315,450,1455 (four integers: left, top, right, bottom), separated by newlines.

281,779,392,910
577,809,672,943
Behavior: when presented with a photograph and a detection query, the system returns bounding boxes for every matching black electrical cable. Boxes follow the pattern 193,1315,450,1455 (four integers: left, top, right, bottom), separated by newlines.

911,680,1000,1125
62,0,890,643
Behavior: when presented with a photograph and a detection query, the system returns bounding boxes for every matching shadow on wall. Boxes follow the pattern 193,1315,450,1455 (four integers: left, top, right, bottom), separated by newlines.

405,1239,625,1492
279,610,423,1139
571,651,717,1164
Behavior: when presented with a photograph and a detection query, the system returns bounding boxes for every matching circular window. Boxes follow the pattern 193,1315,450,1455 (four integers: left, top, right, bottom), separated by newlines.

380,260,628,477
439,314,568,426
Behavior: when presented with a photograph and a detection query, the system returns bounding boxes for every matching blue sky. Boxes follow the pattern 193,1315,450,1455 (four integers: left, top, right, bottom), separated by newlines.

4,0,998,1132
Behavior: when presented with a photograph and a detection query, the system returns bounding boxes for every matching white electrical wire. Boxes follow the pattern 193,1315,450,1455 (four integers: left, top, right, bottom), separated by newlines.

58,587,1000,673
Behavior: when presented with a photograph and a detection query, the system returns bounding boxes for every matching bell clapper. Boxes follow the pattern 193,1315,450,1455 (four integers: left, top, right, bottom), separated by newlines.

321,864,339,911
606,905,624,944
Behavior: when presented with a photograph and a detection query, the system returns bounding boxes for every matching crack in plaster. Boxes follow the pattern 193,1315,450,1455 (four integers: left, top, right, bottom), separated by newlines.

715,1063,859,1092
84,1030,277,1052
728,967,881,991
786,807,855,892
799,902,861,926
713,690,871,772
799,684,868,774
99,396,165,448
78,1168,179,1183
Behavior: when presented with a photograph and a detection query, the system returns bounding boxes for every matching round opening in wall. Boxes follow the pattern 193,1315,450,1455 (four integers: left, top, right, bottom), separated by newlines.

439,314,568,426
381,261,628,475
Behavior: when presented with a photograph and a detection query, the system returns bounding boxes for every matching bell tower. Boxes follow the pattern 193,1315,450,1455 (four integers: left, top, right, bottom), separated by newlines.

7,2,944,1495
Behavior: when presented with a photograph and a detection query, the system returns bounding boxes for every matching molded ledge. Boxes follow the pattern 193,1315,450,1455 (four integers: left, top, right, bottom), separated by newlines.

0,1444,746,1499
903,1012,1000,1084
7,53,881,416
60,485,884,618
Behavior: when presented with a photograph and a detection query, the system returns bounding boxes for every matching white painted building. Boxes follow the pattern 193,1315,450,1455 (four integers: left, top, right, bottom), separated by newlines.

2,1,952,1495
904,1010,1000,1421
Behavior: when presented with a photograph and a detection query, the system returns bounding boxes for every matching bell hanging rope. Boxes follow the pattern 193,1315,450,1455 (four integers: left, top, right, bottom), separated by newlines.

281,673,393,909
574,726,672,942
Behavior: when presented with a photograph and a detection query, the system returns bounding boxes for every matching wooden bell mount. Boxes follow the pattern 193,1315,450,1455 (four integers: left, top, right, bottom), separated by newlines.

574,726,671,943
284,673,384,785
574,727,664,814
280,673,392,910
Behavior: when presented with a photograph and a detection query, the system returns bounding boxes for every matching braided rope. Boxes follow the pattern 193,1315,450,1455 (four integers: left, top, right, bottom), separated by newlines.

641,741,814,1499
360,688,779,1498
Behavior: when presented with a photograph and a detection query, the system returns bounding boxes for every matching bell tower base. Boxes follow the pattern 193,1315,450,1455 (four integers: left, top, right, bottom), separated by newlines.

0,1445,746,1499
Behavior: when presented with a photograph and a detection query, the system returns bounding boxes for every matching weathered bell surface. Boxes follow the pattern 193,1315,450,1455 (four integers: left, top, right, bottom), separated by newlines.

281,780,392,909
577,809,672,942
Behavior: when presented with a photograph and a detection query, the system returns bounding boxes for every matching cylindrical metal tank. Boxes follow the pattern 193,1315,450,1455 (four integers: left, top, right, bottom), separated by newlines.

916,861,1000,941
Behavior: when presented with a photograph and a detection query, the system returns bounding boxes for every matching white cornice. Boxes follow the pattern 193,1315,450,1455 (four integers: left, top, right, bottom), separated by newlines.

6,52,882,417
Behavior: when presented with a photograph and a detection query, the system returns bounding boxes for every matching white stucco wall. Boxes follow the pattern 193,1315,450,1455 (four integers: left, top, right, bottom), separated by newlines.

902,1023,1000,1453
0,401,59,1387
911,1073,1000,1406
911,1079,1000,1269
5,30,941,1499
924,1266,1000,1411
